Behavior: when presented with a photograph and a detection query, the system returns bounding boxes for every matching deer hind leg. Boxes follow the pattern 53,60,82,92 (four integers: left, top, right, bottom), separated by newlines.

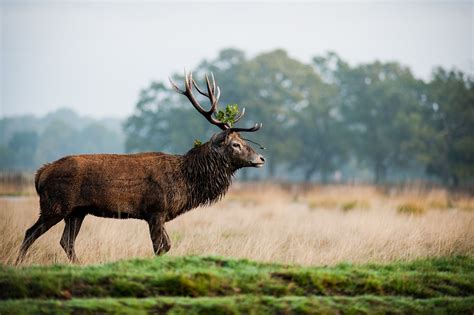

16,214,63,265
147,215,171,255
60,213,86,263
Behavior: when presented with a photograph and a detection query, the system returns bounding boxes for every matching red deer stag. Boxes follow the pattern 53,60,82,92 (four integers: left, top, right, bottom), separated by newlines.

16,72,265,263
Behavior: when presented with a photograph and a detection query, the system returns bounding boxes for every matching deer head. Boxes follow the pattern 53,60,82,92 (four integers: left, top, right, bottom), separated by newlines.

169,72,265,169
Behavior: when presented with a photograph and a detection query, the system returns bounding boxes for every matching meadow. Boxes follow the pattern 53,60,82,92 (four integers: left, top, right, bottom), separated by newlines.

1,181,473,313
1,181,473,266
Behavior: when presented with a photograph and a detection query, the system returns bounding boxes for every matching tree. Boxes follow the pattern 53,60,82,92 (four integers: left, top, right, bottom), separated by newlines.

0,145,14,170
80,123,123,154
195,48,246,104
235,49,314,178
35,120,80,165
7,131,39,170
422,68,474,187
290,80,349,182
321,54,425,183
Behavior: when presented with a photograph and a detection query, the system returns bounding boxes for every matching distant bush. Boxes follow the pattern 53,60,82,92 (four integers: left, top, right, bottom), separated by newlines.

397,202,426,215
308,199,339,210
341,201,358,211
340,200,371,212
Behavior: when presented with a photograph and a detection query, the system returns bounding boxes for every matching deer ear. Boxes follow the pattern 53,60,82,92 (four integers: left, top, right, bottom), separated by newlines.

211,130,229,146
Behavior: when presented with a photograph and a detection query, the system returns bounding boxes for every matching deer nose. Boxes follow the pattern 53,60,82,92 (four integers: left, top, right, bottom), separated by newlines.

251,155,265,168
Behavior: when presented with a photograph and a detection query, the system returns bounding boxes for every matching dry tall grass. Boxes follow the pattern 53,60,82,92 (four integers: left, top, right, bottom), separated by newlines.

1,183,473,266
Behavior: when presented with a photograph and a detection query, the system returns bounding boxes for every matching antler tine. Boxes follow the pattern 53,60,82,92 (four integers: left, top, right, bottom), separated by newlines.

168,77,185,94
211,72,217,93
192,79,209,97
205,73,214,95
186,72,193,91
204,73,218,112
184,72,210,116
215,86,221,104
230,122,262,133
233,107,246,124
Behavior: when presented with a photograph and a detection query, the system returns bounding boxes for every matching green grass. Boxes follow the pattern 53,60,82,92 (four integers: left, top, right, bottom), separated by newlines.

1,256,473,314
1,296,473,315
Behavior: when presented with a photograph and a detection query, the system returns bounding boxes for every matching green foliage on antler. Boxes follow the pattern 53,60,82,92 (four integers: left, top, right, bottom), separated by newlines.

215,104,240,127
193,139,203,148
193,104,241,147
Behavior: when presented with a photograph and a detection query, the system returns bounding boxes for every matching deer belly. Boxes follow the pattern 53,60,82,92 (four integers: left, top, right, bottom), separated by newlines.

77,179,152,218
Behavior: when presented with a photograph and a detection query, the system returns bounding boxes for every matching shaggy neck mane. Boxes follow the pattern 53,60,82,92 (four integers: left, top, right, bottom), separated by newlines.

182,142,235,209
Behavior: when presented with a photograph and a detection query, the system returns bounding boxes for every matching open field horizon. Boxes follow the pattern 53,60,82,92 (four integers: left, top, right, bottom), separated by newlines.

1,183,473,267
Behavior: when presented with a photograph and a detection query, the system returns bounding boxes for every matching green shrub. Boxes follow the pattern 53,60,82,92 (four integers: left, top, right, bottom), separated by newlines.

341,201,358,212
397,202,426,215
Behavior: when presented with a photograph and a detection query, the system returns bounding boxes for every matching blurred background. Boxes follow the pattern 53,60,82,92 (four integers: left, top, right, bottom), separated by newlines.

1,1,472,188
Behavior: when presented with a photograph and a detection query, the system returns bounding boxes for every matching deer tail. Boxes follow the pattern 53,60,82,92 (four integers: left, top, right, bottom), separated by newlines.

35,163,50,194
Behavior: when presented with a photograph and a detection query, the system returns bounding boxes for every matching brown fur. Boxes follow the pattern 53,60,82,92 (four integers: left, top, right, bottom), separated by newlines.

16,130,265,263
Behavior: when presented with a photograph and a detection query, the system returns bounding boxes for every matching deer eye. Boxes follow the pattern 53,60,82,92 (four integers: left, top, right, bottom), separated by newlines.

232,143,242,149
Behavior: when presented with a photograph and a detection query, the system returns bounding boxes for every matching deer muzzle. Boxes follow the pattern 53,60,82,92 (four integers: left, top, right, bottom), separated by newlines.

251,154,265,168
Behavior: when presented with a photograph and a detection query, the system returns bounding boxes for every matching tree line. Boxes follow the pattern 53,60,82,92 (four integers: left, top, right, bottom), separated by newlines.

1,49,471,187
0,109,124,170
125,48,473,187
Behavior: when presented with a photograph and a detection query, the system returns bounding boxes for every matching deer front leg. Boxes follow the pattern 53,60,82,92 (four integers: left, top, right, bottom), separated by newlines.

60,213,86,263
147,215,171,255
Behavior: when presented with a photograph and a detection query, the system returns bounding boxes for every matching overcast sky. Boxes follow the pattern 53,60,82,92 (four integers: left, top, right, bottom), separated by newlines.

1,1,472,118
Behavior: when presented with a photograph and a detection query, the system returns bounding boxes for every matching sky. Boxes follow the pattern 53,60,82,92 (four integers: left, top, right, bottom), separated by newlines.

1,1,472,118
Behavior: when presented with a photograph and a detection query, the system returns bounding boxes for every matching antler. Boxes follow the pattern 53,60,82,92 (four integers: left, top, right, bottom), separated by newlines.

169,71,261,133
169,71,228,130
229,122,262,132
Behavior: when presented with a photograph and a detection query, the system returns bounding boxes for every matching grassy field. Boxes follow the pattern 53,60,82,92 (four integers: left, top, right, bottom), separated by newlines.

1,182,473,313
1,183,473,266
0,255,473,313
